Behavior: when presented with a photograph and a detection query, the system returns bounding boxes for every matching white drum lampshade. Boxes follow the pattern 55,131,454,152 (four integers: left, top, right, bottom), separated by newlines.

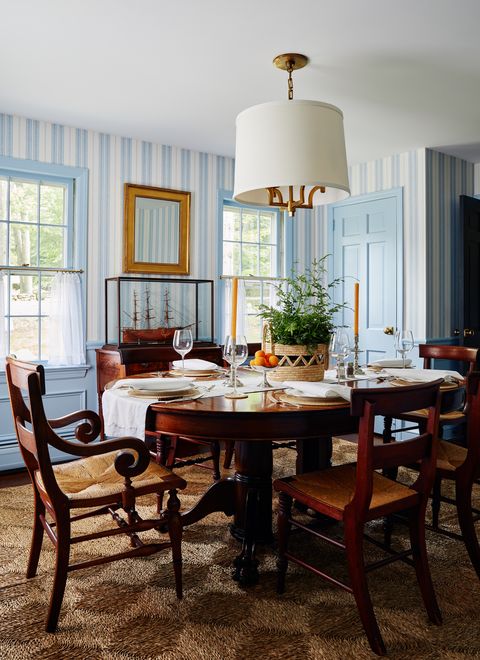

233,99,350,211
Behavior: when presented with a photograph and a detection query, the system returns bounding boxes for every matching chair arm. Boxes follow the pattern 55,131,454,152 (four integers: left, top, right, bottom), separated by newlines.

49,409,102,444
46,433,151,478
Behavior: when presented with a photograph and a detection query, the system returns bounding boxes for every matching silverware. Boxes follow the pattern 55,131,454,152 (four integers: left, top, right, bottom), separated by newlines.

156,384,215,404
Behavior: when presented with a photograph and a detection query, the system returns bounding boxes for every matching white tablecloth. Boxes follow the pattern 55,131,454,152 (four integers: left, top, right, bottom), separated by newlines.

102,369,280,439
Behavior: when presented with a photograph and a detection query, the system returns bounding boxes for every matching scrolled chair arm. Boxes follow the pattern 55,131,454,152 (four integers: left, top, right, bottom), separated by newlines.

48,409,102,444
46,431,152,478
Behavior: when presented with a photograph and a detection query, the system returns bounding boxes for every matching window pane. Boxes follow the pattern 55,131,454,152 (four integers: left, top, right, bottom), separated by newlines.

223,241,240,275
40,274,54,313
241,211,258,242
40,317,51,361
40,226,65,267
40,183,66,225
245,314,261,342
260,213,275,243
10,274,39,315
9,223,38,266
244,281,261,314
0,178,7,221
0,222,7,264
10,180,38,223
259,245,276,277
223,208,240,241
10,317,39,360
241,244,259,275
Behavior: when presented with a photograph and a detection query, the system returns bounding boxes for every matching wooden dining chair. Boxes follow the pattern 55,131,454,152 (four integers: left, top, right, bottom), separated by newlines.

273,380,442,657
384,344,479,445
5,356,187,632
417,371,480,578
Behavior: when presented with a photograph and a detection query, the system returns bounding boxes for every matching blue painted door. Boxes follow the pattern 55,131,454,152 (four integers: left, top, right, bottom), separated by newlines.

331,190,402,364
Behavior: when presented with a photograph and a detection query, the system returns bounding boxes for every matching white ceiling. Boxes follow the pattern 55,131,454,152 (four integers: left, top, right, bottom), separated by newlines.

2,0,480,165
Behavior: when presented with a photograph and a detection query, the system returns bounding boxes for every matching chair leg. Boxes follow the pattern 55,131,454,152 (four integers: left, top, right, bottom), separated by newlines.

344,519,386,656
408,506,442,625
27,488,45,579
431,475,442,529
455,479,480,579
210,441,221,481
156,492,165,514
223,440,234,469
46,515,71,632
276,492,292,595
167,489,183,599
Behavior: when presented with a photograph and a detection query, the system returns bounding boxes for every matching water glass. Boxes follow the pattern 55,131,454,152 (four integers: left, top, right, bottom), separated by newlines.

223,335,248,399
173,328,193,371
329,328,351,383
394,330,414,368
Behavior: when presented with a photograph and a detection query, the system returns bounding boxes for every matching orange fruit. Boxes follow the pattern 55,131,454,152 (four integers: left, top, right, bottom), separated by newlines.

252,357,267,367
264,352,272,360
268,355,279,367
249,359,256,367
255,350,266,358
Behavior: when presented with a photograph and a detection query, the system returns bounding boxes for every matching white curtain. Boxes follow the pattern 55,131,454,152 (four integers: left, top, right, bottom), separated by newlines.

0,273,6,364
48,273,86,366
222,278,246,341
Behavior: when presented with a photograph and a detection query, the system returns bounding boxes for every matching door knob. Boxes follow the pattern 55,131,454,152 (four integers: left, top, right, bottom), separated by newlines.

464,328,475,337
383,326,394,335
453,329,460,336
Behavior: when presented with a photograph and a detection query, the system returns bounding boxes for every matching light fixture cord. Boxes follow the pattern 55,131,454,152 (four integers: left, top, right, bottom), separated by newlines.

287,60,294,100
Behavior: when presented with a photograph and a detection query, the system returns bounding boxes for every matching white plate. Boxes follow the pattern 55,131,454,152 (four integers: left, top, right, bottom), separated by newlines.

129,379,191,392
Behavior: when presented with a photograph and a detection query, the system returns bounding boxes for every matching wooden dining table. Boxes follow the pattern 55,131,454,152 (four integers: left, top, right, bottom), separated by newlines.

138,374,465,585
146,385,365,585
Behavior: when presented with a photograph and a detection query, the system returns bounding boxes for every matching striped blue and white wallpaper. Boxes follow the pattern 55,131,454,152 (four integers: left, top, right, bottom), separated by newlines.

0,113,235,341
294,149,475,342
425,149,474,338
294,150,427,339
0,113,476,344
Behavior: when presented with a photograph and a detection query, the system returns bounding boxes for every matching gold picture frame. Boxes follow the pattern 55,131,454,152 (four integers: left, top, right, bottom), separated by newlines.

123,183,191,275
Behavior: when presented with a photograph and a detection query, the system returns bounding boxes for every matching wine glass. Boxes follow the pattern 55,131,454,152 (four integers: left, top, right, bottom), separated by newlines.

223,335,248,399
329,328,351,383
173,328,193,372
394,330,414,369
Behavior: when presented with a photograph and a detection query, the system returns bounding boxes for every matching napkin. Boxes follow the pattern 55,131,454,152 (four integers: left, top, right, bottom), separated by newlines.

110,377,192,390
368,358,412,368
382,368,463,383
283,380,351,401
172,358,220,371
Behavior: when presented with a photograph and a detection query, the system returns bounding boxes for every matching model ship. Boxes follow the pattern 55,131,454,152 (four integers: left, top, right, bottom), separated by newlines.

122,289,191,344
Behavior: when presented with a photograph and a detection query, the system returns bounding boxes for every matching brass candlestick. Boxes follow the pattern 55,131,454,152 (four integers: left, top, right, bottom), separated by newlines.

353,334,365,375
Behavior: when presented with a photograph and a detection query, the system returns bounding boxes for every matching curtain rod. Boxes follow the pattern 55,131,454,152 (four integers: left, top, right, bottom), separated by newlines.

219,274,285,282
0,266,84,274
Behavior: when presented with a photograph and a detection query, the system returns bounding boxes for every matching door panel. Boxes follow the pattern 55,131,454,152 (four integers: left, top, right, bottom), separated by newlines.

461,195,480,347
332,192,402,363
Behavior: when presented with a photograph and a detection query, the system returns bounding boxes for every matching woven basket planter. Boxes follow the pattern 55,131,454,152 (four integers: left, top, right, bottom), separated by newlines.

262,325,328,382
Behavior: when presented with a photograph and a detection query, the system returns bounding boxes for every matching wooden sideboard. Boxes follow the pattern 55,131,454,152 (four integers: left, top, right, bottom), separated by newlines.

96,343,223,425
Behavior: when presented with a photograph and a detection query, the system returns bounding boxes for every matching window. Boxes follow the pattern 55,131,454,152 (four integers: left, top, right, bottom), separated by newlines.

0,169,75,361
221,200,287,342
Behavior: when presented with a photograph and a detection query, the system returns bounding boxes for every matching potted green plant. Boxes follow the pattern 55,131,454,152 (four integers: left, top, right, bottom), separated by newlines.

258,257,345,381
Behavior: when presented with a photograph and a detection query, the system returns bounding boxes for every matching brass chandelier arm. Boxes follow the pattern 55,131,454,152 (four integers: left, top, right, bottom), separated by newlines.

266,185,327,216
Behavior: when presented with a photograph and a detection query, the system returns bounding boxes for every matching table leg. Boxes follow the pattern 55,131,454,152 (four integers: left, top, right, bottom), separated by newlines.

230,440,273,585
296,435,333,473
180,478,235,527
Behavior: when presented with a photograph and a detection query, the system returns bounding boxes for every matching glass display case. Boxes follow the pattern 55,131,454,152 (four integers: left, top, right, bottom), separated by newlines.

105,276,214,347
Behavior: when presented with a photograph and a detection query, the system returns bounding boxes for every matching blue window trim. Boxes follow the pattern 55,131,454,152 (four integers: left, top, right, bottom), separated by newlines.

216,190,293,343
0,155,89,367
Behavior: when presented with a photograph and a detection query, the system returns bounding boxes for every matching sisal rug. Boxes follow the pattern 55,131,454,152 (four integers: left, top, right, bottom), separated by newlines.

1,442,480,660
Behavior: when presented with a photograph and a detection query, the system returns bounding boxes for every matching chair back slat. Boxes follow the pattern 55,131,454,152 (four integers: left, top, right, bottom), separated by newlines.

6,355,46,394
372,435,429,471
420,344,479,374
